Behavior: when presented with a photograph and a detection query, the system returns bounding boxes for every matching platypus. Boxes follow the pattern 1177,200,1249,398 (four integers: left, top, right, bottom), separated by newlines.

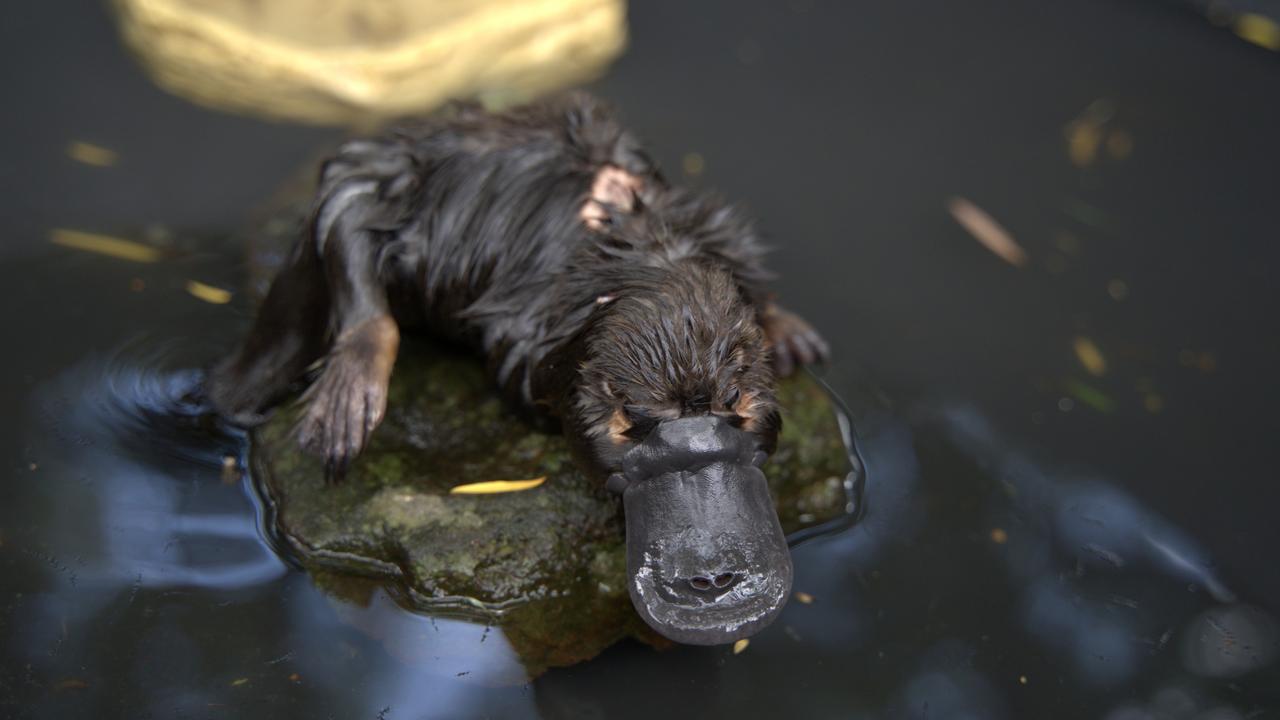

208,93,829,645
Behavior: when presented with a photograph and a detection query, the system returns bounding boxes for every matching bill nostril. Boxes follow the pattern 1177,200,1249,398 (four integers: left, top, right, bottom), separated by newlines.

686,573,737,592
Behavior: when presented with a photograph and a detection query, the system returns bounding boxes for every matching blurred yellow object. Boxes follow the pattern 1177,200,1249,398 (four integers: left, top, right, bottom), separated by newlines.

66,141,119,167
51,228,161,263
1235,13,1280,51
186,280,233,304
1072,336,1107,377
111,0,627,125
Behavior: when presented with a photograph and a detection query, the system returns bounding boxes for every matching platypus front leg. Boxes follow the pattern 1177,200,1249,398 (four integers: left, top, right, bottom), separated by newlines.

759,302,829,378
296,205,400,482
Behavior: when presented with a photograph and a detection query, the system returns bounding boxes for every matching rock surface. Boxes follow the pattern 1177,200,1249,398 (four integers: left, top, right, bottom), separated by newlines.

251,344,855,673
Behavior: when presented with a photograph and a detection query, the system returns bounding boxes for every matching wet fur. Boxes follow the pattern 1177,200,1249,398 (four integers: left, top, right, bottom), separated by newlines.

208,92,824,477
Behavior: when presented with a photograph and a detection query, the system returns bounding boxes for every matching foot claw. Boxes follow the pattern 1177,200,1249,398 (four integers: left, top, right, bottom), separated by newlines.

762,304,828,377
294,317,398,483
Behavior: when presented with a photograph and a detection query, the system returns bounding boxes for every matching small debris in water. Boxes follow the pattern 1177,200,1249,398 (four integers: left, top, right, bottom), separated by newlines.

794,591,814,604
449,476,546,494
1107,279,1129,301
732,638,749,654
221,455,239,484
28,463,37,471
1178,349,1217,372
1072,336,1108,377
946,196,1028,267
186,280,233,305
1019,675,1028,685
682,152,705,177
1064,99,1116,167
288,673,301,682
989,528,1008,544
51,229,161,263
56,678,89,691
1143,394,1164,413
129,278,146,292
1106,130,1133,159
1065,378,1116,413
1067,121,1102,167
66,141,119,167
1058,397,1075,412
230,678,249,687
456,671,470,677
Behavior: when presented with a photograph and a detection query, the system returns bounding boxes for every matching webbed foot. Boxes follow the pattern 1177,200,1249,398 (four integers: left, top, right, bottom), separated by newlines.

296,315,399,482
761,303,829,377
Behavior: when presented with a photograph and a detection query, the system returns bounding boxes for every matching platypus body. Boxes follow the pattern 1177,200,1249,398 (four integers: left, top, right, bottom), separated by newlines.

209,93,828,645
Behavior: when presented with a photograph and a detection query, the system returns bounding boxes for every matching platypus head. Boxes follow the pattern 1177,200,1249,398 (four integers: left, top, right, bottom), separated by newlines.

570,262,790,645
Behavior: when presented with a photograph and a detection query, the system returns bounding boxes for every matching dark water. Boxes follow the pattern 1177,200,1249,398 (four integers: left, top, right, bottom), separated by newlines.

4,1,1280,718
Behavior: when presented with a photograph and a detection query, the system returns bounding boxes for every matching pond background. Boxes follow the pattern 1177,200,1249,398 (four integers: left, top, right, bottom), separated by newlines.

3,0,1279,718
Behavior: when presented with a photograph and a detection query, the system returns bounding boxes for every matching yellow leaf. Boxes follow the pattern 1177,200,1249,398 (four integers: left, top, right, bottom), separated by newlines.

449,477,546,495
1072,336,1107,376
230,678,249,687
946,197,1028,267
186,280,233,304
793,591,814,604
732,638,749,654
66,141,119,167
50,229,160,263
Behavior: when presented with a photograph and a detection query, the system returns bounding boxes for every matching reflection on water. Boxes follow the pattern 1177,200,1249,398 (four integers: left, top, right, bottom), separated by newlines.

4,342,1278,718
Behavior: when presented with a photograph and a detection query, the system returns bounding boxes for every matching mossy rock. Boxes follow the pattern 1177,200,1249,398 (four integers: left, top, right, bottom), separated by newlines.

244,163,856,678
251,343,853,674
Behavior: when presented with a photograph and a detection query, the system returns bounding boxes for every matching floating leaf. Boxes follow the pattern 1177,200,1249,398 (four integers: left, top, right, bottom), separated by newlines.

793,591,814,604
946,197,1028,267
450,477,546,495
230,678,249,687
1072,336,1107,377
732,638,749,655
66,141,118,167
186,280,232,304
50,229,160,263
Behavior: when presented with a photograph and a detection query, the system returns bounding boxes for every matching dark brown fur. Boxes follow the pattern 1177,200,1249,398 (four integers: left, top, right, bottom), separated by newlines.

208,92,827,479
